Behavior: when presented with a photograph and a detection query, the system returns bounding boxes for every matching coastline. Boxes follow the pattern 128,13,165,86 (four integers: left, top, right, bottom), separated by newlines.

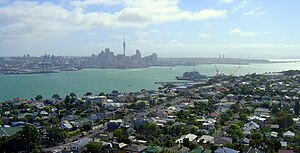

2,62,300,101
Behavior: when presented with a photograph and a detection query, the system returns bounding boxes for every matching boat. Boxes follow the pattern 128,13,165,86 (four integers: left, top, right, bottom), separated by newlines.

176,71,207,81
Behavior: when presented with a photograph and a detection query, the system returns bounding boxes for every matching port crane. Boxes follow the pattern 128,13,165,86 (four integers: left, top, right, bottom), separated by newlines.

230,66,241,76
215,65,219,76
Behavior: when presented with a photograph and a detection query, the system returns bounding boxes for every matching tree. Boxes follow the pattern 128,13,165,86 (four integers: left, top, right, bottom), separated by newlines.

226,124,243,142
189,126,198,135
136,101,147,110
295,101,299,116
113,129,124,142
65,95,71,109
178,90,193,97
239,113,248,122
81,124,92,131
231,103,241,113
220,113,230,125
46,127,67,143
276,111,293,129
164,139,175,147
98,92,105,96
85,141,102,153
52,94,60,99
112,90,119,95
183,138,191,148
85,92,93,96
43,106,51,113
251,132,262,140
69,92,77,98
35,95,43,100
127,103,137,109
0,119,2,126
49,116,59,124
176,110,189,120
260,102,271,109
24,104,32,109
18,125,41,153
145,123,160,138
273,139,281,152
113,129,130,143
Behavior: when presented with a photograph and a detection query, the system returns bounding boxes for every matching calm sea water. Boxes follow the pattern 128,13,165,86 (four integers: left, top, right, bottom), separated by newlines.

1,62,300,101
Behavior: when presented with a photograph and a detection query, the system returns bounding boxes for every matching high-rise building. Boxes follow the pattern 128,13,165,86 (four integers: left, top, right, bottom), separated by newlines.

136,49,141,59
123,36,126,56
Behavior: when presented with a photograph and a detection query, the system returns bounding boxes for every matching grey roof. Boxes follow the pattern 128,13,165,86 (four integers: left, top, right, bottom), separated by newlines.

0,127,22,137
125,144,147,152
214,137,233,145
215,147,239,153
170,146,190,153
72,137,93,146
246,147,264,153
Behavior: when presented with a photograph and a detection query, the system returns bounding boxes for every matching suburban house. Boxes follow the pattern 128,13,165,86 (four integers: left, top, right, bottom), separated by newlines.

198,135,214,144
215,147,239,153
254,107,270,116
123,144,147,153
175,134,198,144
60,120,73,130
107,119,123,130
0,127,22,137
71,137,93,152
243,121,259,131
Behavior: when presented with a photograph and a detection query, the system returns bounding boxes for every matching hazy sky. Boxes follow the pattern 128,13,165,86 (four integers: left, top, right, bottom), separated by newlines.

0,0,299,59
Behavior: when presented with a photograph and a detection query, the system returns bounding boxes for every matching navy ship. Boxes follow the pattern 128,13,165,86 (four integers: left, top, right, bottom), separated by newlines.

176,71,207,81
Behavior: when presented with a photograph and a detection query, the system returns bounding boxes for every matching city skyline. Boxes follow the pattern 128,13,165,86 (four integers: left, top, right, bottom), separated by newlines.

0,0,300,59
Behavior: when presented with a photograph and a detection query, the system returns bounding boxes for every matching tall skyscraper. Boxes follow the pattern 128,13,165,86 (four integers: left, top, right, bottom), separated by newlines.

123,36,126,56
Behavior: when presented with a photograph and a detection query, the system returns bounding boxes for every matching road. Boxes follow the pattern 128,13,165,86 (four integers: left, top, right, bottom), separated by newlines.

42,124,107,153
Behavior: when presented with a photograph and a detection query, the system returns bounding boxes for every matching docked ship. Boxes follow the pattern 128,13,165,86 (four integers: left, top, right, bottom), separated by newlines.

176,71,207,81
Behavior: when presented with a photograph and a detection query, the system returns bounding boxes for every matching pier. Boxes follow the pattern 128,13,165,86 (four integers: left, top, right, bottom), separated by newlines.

155,81,194,85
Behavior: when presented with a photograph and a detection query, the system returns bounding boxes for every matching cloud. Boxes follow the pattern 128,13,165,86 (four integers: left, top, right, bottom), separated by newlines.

232,0,248,13
0,0,227,41
243,6,266,16
263,31,272,34
70,0,121,8
229,28,258,37
218,0,234,4
198,33,211,39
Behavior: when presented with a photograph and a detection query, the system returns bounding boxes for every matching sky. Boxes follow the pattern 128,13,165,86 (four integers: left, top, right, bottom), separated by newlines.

0,0,300,59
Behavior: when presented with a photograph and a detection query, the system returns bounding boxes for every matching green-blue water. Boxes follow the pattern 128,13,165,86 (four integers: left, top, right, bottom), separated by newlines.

1,62,300,101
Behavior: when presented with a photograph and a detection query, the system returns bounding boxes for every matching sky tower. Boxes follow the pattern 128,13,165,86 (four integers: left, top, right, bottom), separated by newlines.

123,36,126,56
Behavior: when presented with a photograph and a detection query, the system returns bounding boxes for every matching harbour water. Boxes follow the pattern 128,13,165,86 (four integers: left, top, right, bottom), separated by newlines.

1,62,300,101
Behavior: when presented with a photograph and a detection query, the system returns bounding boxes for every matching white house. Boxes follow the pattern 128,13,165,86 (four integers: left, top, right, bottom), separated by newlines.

60,120,73,130
71,137,93,152
198,135,214,144
175,134,197,144
283,131,295,138
243,121,259,131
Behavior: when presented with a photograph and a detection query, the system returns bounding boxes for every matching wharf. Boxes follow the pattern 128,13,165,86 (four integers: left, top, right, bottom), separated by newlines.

155,81,194,85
